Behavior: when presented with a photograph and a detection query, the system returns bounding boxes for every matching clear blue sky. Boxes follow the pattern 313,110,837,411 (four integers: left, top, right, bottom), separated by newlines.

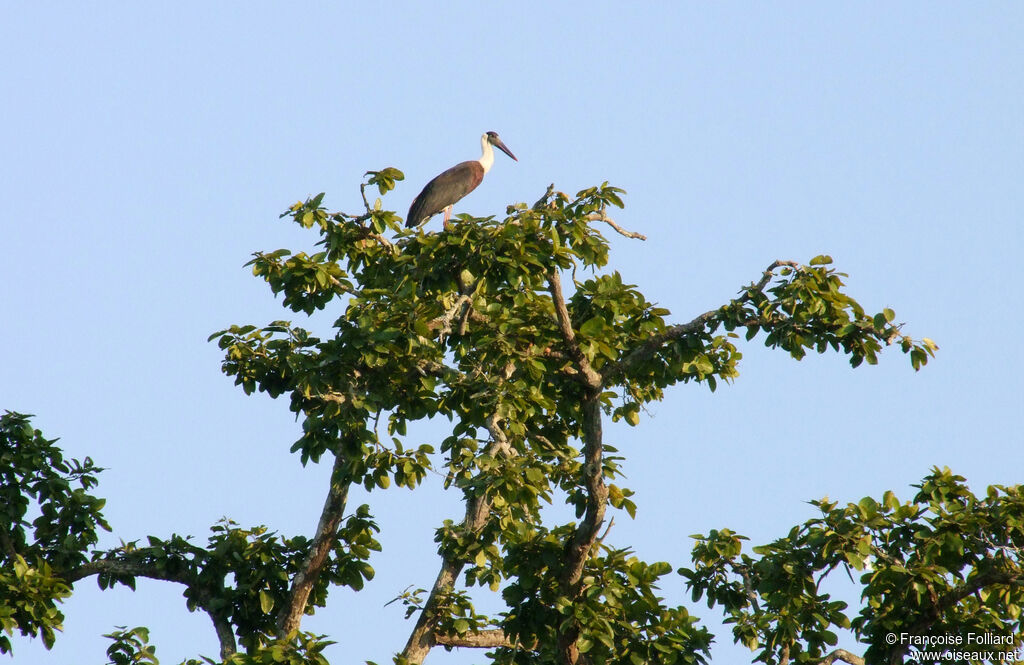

3,4,1022,664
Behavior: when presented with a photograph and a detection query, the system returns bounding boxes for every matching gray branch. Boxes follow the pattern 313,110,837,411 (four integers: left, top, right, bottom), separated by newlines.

603,260,800,386
819,649,866,665
276,451,351,634
556,392,607,665
65,558,237,660
584,211,646,241
433,628,539,650
547,269,602,389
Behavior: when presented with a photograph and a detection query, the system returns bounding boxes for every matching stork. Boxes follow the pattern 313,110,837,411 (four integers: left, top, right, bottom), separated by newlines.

406,131,517,228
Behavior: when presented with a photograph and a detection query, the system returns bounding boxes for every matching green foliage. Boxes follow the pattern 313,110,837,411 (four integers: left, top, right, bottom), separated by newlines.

220,631,335,665
0,410,109,653
88,515,379,654
718,256,937,370
500,537,712,664
104,626,159,665
365,167,405,196
2,172,952,664
0,555,70,653
211,177,931,513
682,468,1024,664
101,626,336,665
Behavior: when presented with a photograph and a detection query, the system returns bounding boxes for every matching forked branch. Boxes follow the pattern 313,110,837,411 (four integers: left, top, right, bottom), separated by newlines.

584,210,647,241
547,269,602,389
401,415,515,664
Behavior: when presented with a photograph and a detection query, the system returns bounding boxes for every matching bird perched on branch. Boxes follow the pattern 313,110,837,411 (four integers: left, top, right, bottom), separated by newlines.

406,131,517,228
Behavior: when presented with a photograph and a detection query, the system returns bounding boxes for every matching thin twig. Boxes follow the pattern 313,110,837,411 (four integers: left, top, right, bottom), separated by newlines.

533,183,556,208
594,517,615,548
585,211,646,241
359,183,372,212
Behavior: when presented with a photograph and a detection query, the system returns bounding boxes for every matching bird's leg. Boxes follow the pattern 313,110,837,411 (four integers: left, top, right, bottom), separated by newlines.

444,206,452,223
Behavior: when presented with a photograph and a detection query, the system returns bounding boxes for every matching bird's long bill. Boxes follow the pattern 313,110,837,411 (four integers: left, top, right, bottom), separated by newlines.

493,137,518,162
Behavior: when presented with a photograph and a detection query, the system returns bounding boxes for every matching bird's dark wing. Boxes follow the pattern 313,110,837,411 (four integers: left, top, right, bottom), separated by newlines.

406,161,484,227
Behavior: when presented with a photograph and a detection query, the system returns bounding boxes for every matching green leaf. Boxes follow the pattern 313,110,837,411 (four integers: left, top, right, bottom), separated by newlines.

259,590,275,614
579,317,606,337
858,496,878,519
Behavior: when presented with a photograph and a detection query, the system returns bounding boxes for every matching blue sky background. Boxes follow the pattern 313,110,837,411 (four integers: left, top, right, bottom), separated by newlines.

3,4,1022,664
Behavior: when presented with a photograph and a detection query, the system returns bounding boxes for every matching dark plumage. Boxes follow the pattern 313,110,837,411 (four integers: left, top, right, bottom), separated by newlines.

406,131,517,228
407,161,484,228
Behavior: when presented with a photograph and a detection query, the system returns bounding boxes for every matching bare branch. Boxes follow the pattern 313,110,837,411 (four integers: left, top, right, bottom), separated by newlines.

327,274,362,297
66,558,237,659
353,225,395,251
542,267,617,663
359,182,372,213
457,302,474,337
725,560,761,614
603,309,718,386
276,451,351,634
316,391,351,405
819,648,866,665
594,516,615,549
559,397,607,588
533,183,556,208
429,294,473,338
434,629,512,649
64,558,193,585
485,412,515,457
585,211,646,241
365,229,395,251
547,269,602,389
401,416,514,664
557,393,608,665
191,584,239,661
434,628,539,650
750,260,800,292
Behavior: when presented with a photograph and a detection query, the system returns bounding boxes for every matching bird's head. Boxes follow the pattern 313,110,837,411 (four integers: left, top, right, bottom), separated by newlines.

485,131,518,162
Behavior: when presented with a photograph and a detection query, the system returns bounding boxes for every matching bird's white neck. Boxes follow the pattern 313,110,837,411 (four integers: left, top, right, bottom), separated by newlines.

478,133,494,174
